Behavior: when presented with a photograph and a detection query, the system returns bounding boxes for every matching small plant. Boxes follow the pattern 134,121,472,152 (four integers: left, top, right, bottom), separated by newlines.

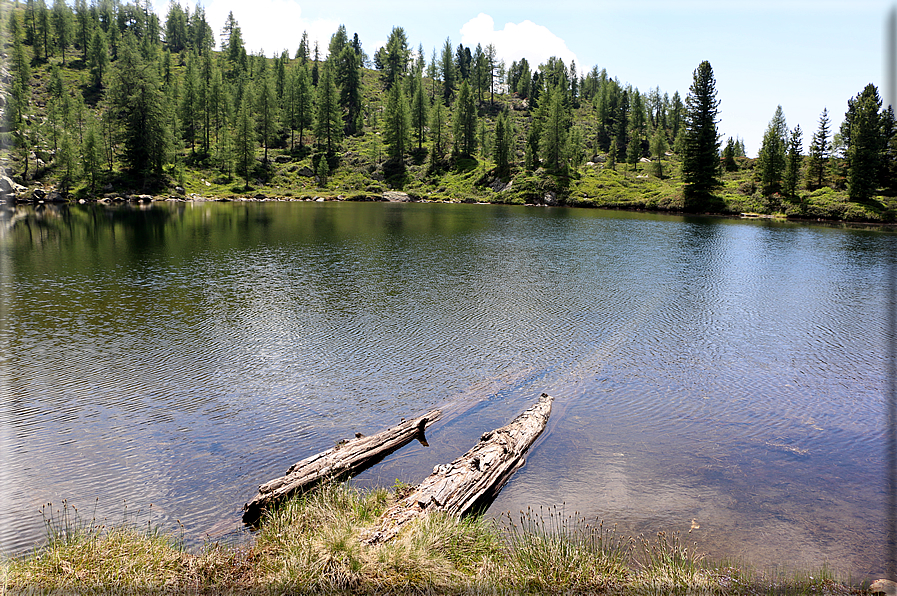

502,504,632,590
636,530,710,590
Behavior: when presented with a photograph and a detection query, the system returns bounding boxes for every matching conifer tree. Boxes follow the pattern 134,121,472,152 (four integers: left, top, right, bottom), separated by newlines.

453,80,477,157
607,138,617,170
235,88,256,188
52,0,73,65
410,70,428,151
651,128,668,178
314,61,342,155
384,81,410,160
110,33,171,175
541,85,569,173
722,137,737,171
82,114,103,194
89,27,110,88
845,84,883,201
784,124,802,199
440,38,455,104
493,110,510,177
181,52,200,153
57,130,77,193
430,98,448,158
681,60,721,209
286,63,313,149
256,73,280,166
806,108,830,189
335,46,362,136
758,106,787,195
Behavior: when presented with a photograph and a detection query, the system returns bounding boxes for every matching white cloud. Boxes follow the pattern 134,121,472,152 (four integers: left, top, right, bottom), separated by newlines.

459,13,579,70
153,0,340,58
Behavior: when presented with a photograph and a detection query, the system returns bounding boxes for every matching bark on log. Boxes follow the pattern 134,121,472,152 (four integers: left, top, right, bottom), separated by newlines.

243,409,441,525
364,393,554,544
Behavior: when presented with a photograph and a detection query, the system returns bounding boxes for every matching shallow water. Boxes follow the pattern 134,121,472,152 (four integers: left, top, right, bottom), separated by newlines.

0,201,892,579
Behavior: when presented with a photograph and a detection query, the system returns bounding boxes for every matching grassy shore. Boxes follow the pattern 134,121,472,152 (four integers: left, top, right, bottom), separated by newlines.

1,481,867,594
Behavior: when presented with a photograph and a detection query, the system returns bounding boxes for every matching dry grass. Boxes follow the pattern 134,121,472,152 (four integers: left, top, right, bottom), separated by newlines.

1,483,866,595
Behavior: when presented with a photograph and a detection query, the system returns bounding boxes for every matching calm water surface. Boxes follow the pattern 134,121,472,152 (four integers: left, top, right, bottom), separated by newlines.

0,201,893,578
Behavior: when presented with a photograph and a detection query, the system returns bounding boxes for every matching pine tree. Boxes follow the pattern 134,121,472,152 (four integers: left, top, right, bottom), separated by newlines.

845,84,883,201
314,61,342,155
783,124,802,199
88,27,110,88
681,60,721,209
181,52,200,153
453,80,477,157
440,38,455,104
51,0,73,65
256,73,279,167
722,137,737,171
235,89,256,189
430,98,448,158
651,128,668,178
541,85,569,173
758,106,787,195
806,108,830,189
607,138,617,171
110,33,171,175
494,110,510,177
335,46,362,136
82,114,103,195
287,63,313,149
57,130,77,193
410,70,428,151
384,82,410,160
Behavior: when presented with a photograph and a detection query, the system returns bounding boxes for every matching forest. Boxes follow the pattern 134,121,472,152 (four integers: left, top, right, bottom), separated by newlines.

2,0,896,222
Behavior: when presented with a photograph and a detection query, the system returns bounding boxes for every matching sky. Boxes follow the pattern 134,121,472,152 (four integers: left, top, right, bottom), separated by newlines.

151,0,895,157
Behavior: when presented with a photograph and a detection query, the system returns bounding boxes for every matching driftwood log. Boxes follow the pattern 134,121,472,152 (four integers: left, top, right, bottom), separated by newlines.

365,392,554,544
243,409,441,525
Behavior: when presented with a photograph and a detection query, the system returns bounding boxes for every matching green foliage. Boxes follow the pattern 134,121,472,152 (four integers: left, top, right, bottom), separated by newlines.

845,83,883,201
757,105,787,195
109,33,170,174
681,60,721,210
383,82,410,160
410,71,428,150
806,107,830,189
541,84,569,174
315,61,342,155
651,128,668,177
453,80,477,158
783,124,802,198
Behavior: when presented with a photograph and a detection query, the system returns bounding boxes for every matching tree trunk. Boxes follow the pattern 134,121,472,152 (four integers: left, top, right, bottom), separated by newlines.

364,393,554,544
242,409,441,525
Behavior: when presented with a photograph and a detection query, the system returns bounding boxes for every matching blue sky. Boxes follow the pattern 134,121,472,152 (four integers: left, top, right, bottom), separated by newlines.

154,0,893,157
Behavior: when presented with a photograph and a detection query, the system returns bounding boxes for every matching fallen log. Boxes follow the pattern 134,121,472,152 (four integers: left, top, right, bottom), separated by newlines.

364,393,554,544
243,409,441,525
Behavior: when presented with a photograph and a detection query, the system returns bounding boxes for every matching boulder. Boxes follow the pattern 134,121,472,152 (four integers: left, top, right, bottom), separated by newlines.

383,191,411,202
0,175,25,200
47,191,65,203
543,191,558,206
297,166,314,177
275,155,292,164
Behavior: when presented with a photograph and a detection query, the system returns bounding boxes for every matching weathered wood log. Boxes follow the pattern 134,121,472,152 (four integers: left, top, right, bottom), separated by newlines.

242,409,441,525
364,393,554,544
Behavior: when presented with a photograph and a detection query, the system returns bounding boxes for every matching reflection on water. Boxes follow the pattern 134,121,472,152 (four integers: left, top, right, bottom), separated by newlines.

0,201,893,578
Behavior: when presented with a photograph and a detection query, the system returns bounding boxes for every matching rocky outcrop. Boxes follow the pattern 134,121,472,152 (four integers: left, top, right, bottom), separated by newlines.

0,176,25,201
383,191,411,202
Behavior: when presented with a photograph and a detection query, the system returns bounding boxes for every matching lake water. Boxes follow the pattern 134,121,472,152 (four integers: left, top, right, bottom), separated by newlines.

1,200,893,579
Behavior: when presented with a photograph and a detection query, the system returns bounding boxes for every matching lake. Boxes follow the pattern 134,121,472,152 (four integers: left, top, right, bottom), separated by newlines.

0,200,893,579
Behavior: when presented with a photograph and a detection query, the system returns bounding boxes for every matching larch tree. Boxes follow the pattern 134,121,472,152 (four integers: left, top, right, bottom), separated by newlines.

410,70,428,151
384,81,411,160
681,60,721,209
314,61,342,155
453,80,477,157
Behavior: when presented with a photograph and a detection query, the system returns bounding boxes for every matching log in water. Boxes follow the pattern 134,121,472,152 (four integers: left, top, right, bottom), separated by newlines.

243,409,442,524
365,393,554,544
